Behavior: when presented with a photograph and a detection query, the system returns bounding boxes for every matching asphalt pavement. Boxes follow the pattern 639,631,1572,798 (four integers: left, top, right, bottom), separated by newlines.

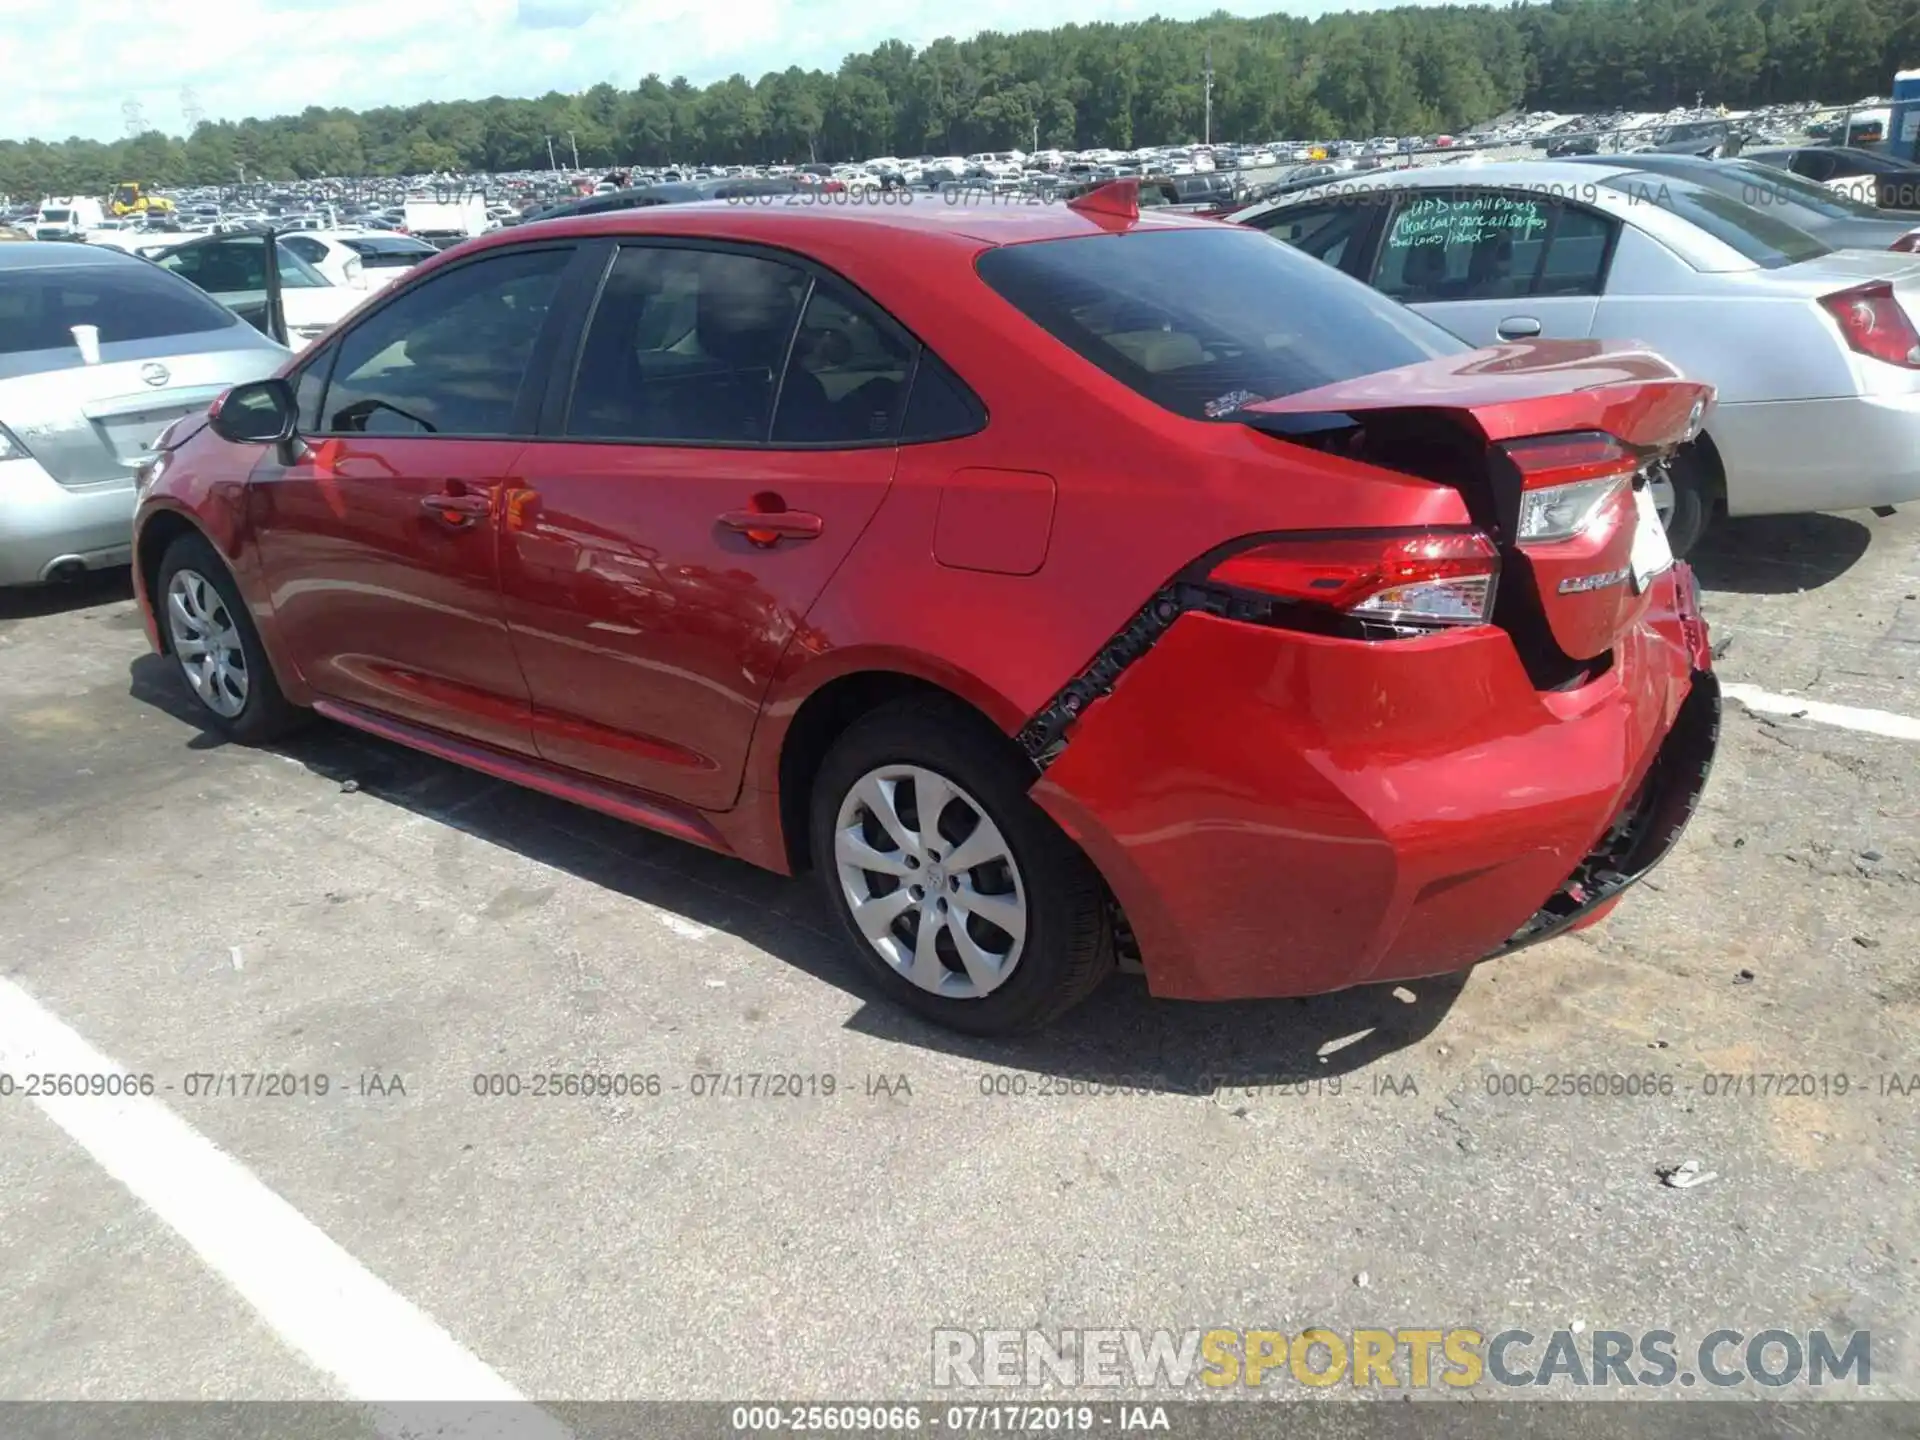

0,508,1916,1416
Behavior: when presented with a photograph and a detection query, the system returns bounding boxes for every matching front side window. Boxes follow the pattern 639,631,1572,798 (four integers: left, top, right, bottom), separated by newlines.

566,245,808,444
975,225,1466,421
313,246,571,436
1254,200,1371,268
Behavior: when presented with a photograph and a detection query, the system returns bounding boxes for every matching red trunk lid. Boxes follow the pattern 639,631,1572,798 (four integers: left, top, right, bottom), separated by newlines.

1244,339,1714,673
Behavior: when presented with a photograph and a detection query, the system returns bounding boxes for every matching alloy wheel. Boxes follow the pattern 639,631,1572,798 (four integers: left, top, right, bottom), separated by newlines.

833,764,1028,999
165,568,249,719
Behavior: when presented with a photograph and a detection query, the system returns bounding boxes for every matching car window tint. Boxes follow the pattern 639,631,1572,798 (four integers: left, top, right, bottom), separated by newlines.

282,236,328,265
899,349,985,442
0,262,238,357
770,283,914,444
1534,206,1613,296
1256,202,1367,268
293,349,335,431
1794,151,1836,181
566,245,808,444
1723,161,1880,218
315,247,570,436
1374,192,1551,302
974,226,1467,421
1602,173,1829,268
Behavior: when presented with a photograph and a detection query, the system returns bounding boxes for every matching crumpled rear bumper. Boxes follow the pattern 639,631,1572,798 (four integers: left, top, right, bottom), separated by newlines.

1030,564,1716,1001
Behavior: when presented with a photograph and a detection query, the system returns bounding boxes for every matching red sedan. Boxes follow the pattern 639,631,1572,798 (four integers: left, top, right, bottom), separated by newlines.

131,181,1720,1035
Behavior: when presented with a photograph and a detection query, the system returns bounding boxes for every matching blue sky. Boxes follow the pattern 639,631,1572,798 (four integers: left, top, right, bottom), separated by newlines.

2,0,1415,143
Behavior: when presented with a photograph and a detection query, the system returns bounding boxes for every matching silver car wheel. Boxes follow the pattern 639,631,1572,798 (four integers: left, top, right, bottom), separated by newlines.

834,764,1028,999
1649,472,1677,530
166,568,249,719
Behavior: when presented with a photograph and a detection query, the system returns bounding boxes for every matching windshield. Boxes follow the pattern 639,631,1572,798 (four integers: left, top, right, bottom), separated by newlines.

974,226,1468,421
341,237,436,263
40,210,72,223
1603,173,1830,268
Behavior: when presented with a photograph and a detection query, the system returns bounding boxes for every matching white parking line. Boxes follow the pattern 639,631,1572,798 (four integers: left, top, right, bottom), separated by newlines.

0,975,571,1438
1723,683,1920,743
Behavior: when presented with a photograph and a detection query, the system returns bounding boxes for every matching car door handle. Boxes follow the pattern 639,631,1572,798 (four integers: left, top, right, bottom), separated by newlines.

1497,316,1542,339
420,491,492,526
719,508,823,545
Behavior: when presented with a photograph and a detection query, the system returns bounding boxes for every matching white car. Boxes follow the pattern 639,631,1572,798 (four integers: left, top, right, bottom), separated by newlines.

278,230,439,294
147,234,370,350
1233,158,1920,553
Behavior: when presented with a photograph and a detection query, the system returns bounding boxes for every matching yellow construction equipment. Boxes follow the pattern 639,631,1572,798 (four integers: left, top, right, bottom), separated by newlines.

110,182,176,217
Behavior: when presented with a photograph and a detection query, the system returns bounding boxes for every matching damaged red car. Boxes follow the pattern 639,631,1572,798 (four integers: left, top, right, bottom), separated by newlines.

131,181,1720,1035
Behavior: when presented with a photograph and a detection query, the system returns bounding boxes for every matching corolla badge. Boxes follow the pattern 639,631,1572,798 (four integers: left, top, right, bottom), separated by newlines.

1557,566,1631,594
140,362,171,387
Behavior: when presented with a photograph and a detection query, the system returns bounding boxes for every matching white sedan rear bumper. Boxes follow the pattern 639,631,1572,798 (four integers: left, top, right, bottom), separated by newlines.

1712,392,1920,517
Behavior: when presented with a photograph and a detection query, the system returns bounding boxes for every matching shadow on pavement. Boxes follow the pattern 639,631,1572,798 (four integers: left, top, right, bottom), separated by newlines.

0,567,133,622
129,652,1462,1087
1691,512,1874,595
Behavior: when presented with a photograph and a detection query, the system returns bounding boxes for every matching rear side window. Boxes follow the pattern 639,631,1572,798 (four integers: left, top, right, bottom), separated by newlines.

0,262,238,356
566,245,808,444
1602,174,1828,268
1255,200,1371,267
900,351,985,441
976,226,1467,420
771,283,914,444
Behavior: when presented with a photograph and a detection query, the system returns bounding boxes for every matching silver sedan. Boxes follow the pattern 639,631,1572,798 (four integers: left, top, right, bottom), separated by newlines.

0,242,287,586
1231,158,1920,553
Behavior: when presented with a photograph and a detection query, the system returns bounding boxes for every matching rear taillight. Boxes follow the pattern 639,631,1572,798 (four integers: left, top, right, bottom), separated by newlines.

1500,432,1638,545
1890,231,1920,253
1819,281,1920,367
1209,530,1499,631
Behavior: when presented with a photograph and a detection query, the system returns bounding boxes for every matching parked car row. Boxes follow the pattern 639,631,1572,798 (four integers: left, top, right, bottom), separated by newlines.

1233,155,1920,553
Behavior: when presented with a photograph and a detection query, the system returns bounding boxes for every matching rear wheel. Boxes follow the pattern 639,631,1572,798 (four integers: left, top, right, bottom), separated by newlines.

156,532,305,744
811,699,1113,1035
1650,447,1711,558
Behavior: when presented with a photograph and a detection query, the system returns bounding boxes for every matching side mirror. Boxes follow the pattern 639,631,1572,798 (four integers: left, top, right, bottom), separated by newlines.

210,377,297,445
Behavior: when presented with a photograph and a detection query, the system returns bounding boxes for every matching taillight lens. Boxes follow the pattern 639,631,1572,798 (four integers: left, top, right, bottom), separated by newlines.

1501,433,1638,545
1210,530,1499,629
1819,281,1920,367
1890,231,1920,253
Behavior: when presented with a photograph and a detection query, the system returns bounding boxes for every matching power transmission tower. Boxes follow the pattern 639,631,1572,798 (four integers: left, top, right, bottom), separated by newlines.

122,98,147,138
1203,42,1214,146
182,87,204,132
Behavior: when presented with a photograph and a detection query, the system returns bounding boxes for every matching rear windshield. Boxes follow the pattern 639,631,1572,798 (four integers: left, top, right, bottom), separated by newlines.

0,261,238,356
975,226,1468,420
1720,161,1884,219
1603,173,1830,268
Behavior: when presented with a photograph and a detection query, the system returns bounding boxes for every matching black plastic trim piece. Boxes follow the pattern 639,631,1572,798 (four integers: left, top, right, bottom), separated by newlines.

1496,669,1720,954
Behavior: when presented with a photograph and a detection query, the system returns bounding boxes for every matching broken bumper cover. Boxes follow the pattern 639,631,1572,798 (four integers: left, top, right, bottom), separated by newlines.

1030,564,1716,1002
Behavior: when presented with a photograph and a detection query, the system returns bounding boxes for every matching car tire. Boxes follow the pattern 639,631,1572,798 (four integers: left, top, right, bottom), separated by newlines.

811,698,1114,1036
1655,448,1712,559
155,532,306,744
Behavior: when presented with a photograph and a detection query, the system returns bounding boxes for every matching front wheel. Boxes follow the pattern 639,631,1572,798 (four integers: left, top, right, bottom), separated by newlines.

156,532,306,744
811,699,1114,1036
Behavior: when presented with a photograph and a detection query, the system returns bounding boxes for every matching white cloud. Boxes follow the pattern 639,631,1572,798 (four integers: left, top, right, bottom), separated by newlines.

3,0,1366,143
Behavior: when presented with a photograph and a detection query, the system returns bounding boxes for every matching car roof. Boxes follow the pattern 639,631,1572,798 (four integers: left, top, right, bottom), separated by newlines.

0,241,143,272
479,194,1225,256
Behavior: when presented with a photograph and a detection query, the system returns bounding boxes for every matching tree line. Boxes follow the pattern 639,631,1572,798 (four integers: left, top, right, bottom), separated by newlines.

3,0,1912,199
